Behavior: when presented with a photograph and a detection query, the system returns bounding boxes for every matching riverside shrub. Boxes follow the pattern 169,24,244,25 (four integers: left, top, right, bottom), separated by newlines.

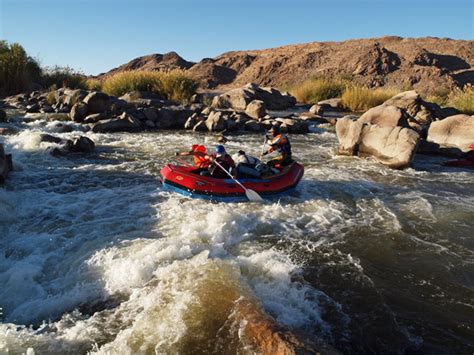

101,70,197,103
341,86,398,112
290,77,346,104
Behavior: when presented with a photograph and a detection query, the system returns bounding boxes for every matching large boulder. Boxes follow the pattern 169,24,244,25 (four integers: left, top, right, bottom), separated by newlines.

336,118,419,169
212,83,296,111
383,90,445,125
83,91,110,114
336,117,365,155
245,100,266,119
67,136,95,153
275,118,309,134
92,113,142,133
358,104,410,128
426,114,474,152
205,111,228,131
155,107,194,129
358,124,420,169
70,102,88,122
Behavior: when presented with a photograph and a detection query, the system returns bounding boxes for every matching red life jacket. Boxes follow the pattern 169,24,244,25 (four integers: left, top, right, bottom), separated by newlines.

191,145,209,168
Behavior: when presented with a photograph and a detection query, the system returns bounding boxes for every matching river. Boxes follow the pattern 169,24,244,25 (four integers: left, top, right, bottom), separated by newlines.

0,114,473,354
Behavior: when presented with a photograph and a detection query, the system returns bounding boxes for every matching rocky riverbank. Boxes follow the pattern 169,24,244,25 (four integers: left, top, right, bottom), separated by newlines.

1,84,473,172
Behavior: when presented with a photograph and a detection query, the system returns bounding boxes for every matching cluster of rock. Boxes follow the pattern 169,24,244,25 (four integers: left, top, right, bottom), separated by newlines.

0,143,13,183
336,90,473,169
3,84,324,136
38,133,95,157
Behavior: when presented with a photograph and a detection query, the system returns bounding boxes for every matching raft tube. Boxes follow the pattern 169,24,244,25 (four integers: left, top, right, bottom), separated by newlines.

160,162,304,202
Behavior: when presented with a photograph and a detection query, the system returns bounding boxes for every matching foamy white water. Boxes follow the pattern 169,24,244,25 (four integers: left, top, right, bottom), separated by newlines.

0,116,473,354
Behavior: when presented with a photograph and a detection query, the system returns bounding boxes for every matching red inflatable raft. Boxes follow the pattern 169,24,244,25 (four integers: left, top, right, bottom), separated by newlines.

443,158,474,169
160,162,304,201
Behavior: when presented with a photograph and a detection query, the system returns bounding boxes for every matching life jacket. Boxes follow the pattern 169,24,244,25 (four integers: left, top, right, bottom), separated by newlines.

191,145,209,168
270,134,292,156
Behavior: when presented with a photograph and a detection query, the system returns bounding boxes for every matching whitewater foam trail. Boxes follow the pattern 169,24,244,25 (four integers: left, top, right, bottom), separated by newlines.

1,119,473,353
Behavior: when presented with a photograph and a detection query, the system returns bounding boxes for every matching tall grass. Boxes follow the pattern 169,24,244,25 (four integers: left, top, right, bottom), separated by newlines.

341,86,398,112
447,85,474,115
85,78,103,91
290,77,346,104
0,41,41,96
101,70,197,102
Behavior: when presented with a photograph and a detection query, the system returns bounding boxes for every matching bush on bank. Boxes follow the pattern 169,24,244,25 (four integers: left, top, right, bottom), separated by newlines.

290,77,346,104
100,70,197,103
341,86,398,112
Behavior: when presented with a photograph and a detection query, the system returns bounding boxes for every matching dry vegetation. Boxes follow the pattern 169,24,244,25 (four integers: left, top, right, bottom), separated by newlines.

341,86,398,112
99,70,197,102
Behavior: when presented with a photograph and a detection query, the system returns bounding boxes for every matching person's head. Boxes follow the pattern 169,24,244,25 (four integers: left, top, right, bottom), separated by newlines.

215,144,226,157
269,126,280,136
238,150,246,156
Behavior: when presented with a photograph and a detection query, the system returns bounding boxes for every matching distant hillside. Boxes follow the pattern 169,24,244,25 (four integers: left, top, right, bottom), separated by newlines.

100,36,474,95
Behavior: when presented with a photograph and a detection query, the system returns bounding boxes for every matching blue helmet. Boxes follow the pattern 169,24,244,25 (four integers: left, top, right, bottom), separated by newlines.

215,145,226,154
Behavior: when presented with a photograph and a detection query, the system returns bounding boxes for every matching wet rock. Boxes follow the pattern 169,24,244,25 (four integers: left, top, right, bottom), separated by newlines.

426,114,474,153
336,118,364,155
212,83,296,111
0,144,13,184
143,107,158,122
40,105,54,113
317,98,343,111
92,113,143,133
193,120,208,132
184,113,205,130
205,111,228,131
83,91,110,114
83,113,108,124
0,108,6,122
232,298,338,355
358,124,420,169
275,118,309,134
26,103,40,113
144,120,156,128
155,107,194,129
51,123,74,133
309,104,324,115
358,104,410,128
336,118,419,169
245,120,264,132
67,136,95,153
40,133,63,144
245,99,266,119
70,102,89,122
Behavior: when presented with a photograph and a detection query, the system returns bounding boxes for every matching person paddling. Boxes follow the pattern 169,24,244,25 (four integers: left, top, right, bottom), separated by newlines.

175,144,209,168
232,150,261,178
262,126,293,168
203,145,236,178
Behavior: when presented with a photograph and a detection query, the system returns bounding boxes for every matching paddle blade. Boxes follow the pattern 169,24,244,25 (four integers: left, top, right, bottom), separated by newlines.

245,189,264,202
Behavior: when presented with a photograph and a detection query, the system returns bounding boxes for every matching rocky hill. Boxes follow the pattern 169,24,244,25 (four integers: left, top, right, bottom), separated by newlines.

101,36,474,95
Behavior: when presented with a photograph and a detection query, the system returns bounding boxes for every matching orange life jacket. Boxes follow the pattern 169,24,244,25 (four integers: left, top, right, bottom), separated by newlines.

191,145,209,168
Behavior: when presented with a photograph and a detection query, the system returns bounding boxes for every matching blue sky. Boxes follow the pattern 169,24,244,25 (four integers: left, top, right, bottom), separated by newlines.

1,0,473,75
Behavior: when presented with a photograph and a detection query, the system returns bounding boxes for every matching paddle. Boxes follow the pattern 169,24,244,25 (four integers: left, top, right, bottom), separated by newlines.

259,132,268,160
212,159,264,202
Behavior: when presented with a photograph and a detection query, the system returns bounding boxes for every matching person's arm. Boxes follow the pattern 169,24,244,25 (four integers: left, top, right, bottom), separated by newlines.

175,150,193,156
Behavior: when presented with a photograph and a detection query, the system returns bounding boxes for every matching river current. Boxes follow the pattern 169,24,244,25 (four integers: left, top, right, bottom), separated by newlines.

0,114,473,354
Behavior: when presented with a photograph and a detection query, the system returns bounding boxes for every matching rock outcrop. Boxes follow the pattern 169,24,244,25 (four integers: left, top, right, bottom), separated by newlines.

426,114,474,153
212,83,296,111
336,117,419,169
92,113,142,133
245,99,266,119
100,37,473,95
358,105,410,128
